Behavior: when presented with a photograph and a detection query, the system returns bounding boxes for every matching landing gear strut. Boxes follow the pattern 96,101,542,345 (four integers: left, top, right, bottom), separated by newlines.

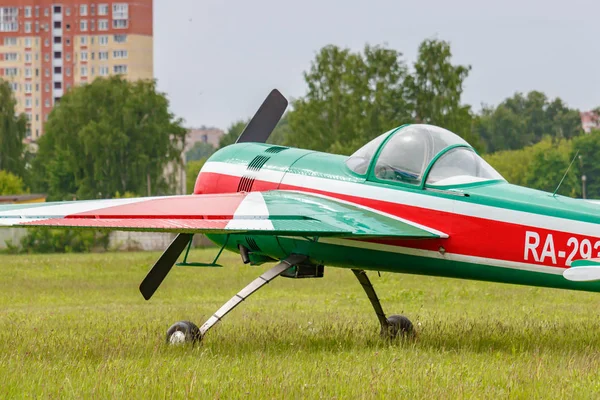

351,269,414,339
166,254,307,344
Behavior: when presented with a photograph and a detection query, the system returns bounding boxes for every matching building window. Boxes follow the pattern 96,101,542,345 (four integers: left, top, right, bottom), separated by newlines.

45,83,49,92
66,67,71,76
98,19,108,31
0,8,19,32
113,3,129,18
113,65,127,74
44,8,48,17
25,99,32,108
34,6,39,17
81,66,88,76
53,21,62,29
113,50,128,59
113,19,128,29
35,83,39,91
66,37,71,45
25,52,32,62
66,84,71,90
98,4,109,15
99,35,108,45
44,68,49,77
54,82,61,89
80,20,88,31
91,52,95,60
4,37,17,46
25,83,32,93
91,67,95,76
44,53,49,62
23,37,31,47
66,53,71,61
66,23,70,31
66,7,70,16
99,66,109,76
5,52,18,61
45,99,50,108
113,34,127,44
25,6,31,17
35,22,39,33
54,6,61,14
54,66,61,74
44,38,49,47
24,67,32,77
5,68,18,77
25,22,31,33
99,51,108,60
80,36,88,45
10,82,18,91
54,51,62,59
54,36,61,44
81,51,88,61
91,4,96,16
80,5,87,16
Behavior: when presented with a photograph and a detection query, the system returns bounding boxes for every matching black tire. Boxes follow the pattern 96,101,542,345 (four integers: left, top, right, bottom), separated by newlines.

166,320,201,344
381,314,414,339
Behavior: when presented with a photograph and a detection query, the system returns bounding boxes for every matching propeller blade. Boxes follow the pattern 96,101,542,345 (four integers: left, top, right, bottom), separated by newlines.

236,89,288,144
139,233,193,300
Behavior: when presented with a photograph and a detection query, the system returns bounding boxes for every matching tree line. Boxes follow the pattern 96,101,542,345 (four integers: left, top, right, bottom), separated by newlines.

0,38,597,200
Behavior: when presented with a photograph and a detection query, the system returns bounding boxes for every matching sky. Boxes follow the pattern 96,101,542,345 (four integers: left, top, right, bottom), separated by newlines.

154,0,600,131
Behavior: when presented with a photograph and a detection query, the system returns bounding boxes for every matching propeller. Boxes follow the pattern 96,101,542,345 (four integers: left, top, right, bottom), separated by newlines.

139,89,287,300
235,89,288,144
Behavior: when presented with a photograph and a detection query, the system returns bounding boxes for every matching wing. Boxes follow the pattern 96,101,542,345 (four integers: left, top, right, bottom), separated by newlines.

0,190,447,239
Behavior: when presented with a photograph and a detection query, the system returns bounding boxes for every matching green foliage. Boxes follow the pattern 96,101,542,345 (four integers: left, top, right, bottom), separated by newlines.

186,159,206,194
0,170,25,195
219,119,248,149
572,129,600,199
287,44,412,155
475,91,583,153
0,79,27,177
484,137,580,196
15,228,109,254
405,39,481,150
31,76,187,200
185,141,215,162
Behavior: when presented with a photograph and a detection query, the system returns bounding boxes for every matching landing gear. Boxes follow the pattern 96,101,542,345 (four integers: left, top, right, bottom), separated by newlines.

351,269,414,339
166,254,307,345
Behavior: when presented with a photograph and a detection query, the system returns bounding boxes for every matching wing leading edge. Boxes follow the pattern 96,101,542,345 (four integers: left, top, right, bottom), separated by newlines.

0,191,447,240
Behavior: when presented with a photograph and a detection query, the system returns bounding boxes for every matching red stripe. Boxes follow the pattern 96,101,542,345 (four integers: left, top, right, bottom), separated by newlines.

198,172,597,269
66,193,248,219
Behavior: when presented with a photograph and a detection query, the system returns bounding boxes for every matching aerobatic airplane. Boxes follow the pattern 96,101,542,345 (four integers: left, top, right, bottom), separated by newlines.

2,90,600,344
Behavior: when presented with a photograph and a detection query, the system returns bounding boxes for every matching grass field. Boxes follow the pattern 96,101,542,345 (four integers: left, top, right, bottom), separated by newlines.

3,249,600,398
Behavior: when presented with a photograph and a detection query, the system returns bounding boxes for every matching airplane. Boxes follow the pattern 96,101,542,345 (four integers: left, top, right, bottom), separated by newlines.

2,89,600,345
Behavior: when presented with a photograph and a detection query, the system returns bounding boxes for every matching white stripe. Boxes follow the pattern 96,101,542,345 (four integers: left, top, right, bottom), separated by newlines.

316,237,564,276
203,161,600,238
225,192,274,230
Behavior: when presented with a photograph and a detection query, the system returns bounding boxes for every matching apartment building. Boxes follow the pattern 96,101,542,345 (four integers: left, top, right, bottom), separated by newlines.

0,0,153,140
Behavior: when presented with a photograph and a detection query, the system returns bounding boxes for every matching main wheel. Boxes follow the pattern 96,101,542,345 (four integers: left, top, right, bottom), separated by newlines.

381,314,414,339
166,321,201,345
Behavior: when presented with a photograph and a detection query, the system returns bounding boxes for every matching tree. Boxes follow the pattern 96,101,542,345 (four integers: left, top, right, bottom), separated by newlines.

572,129,600,199
0,80,27,177
287,44,412,155
484,137,579,196
475,91,582,153
218,119,248,149
404,39,478,148
0,170,25,195
186,159,206,194
186,141,215,162
32,76,187,200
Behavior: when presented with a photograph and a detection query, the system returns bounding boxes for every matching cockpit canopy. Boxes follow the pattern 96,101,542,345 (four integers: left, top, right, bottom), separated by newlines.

346,124,504,187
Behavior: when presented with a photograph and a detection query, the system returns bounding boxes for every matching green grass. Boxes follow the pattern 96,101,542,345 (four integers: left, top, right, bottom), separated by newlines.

3,249,600,398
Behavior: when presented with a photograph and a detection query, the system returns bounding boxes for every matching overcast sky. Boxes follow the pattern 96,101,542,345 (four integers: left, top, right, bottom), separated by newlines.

154,0,599,130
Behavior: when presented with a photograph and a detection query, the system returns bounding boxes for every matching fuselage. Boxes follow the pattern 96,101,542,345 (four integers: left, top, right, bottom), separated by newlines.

195,142,600,293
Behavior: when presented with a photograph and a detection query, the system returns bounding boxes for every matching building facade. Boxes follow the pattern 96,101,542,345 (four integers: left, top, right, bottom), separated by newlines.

0,0,152,140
